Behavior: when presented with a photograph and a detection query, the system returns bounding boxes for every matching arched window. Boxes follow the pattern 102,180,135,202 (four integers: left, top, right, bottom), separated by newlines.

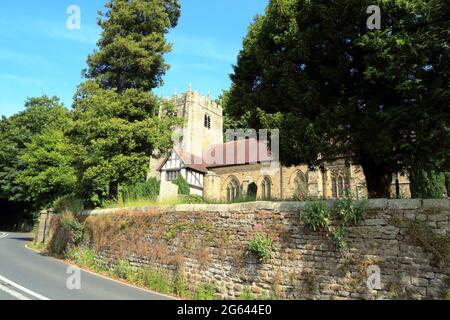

261,177,271,200
295,171,308,197
332,174,347,198
338,176,344,197
226,178,240,202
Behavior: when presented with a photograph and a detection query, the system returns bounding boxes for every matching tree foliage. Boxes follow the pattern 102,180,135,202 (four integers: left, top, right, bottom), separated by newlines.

0,96,73,208
410,169,447,199
0,0,181,214
71,81,179,205
85,0,181,92
225,0,450,198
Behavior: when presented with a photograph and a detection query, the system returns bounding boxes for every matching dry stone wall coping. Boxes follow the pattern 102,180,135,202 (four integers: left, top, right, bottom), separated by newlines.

80,199,450,216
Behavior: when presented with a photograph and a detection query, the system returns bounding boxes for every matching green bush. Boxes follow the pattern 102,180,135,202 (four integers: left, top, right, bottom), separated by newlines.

301,200,332,232
331,226,348,252
195,282,217,300
65,247,97,269
336,192,367,225
248,225,275,262
240,287,255,300
410,169,447,199
172,175,190,195
60,215,84,246
119,178,160,204
179,194,206,204
46,212,84,255
113,260,137,282
53,195,84,214
140,268,171,294
173,274,192,299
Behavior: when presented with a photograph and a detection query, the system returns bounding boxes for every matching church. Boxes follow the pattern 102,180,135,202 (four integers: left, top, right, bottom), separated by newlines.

151,87,411,202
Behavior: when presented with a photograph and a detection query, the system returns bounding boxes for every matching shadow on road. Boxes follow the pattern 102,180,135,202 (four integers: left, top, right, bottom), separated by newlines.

8,237,33,242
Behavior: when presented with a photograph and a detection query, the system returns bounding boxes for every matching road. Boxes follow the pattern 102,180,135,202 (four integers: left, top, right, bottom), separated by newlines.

0,232,173,300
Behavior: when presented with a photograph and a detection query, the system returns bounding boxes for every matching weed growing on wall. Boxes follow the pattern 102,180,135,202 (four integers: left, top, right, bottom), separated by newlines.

240,287,255,300
404,219,449,271
301,200,332,232
300,193,367,253
46,212,85,255
60,214,84,246
247,224,278,262
336,192,367,225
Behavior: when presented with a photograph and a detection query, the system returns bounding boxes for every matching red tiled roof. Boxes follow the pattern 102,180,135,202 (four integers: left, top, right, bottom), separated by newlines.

157,139,273,173
204,139,273,168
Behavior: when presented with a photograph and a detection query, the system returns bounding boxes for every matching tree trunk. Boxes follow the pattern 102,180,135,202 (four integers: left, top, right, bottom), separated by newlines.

360,159,393,198
108,180,119,201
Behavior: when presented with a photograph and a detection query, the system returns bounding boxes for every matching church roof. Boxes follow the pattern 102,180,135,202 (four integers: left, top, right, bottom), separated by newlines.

157,139,274,174
204,139,273,168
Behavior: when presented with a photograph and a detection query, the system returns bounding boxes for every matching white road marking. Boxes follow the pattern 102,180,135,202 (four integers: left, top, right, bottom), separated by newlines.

0,275,50,300
0,233,8,239
0,282,31,300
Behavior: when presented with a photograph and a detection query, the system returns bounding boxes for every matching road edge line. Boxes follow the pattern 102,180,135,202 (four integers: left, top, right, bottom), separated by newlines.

24,243,179,300
0,275,50,300
0,283,31,300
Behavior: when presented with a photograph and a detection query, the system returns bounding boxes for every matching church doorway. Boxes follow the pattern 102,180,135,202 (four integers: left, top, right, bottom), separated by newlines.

247,183,258,201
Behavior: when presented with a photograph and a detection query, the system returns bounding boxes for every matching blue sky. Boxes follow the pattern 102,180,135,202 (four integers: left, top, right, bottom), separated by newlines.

0,0,268,117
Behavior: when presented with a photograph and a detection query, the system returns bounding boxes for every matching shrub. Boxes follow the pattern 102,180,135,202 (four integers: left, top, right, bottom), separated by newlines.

331,226,348,252
172,175,190,195
336,192,367,225
60,213,84,246
179,194,206,204
301,200,332,232
240,287,255,300
140,268,171,294
173,274,192,299
119,178,160,204
248,224,277,262
65,247,97,269
195,282,217,300
46,212,84,255
53,195,84,215
113,260,136,282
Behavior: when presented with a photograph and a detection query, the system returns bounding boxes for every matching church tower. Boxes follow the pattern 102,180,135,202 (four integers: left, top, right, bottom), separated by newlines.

148,85,223,178
171,85,224,157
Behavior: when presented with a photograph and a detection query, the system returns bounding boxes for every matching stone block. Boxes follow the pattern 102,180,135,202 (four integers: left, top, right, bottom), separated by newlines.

367,199,388,210
422,199,450,210
388,199,422,210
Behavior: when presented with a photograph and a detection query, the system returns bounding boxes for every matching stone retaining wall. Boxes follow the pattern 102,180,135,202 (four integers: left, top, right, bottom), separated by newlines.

80,199,450,300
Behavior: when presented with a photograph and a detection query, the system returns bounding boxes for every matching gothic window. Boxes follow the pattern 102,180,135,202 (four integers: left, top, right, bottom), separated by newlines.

331,173,348,198
204,114,211,129
261,177,271,200
226,178,240,202
295,171,308,197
